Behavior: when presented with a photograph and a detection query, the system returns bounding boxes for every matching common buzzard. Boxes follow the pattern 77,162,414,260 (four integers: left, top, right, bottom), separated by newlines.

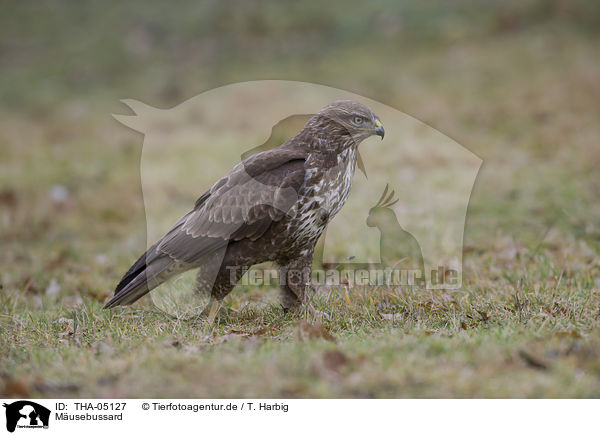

104,100,384,318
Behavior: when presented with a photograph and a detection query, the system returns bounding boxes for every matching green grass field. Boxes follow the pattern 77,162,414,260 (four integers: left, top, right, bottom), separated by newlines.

1,1,599,398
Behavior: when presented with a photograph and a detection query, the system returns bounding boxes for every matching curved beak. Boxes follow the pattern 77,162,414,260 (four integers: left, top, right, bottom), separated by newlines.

374,119,385,139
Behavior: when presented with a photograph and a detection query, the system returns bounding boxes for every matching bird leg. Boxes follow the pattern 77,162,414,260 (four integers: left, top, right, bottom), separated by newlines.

279,267,302,312
206,299,222,325
279,250,314,312
279,250,331,322
196,252,249,325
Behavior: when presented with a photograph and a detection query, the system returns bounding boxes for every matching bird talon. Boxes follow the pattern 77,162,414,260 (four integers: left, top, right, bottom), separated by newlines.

206,300,222,326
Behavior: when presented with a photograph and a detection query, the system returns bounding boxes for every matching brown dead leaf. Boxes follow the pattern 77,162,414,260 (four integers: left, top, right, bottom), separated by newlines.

2,377,31,397
519,350,549,370
230,327,269,336
45,251,68,271
0,189,18,208
460,321,468,330
228,329,250,335
253,327,269,336
22,275,36,294
555,330,582,339
322,350,348,372
355,353,368,367
295,320,336,342
89,290,112,302
543,302,571,317
478,310,489,322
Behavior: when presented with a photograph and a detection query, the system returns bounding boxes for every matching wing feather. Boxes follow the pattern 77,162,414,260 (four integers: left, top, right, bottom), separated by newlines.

156,148,307,263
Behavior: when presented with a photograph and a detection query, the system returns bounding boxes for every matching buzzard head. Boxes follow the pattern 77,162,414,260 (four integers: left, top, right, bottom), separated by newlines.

308,100,384,148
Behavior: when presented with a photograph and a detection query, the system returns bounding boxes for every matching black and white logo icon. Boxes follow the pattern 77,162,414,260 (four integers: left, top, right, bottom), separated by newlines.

3,401,50,433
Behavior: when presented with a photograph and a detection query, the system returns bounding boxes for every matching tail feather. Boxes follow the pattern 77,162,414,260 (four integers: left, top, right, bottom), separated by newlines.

113,244,154,295
104,244,174,308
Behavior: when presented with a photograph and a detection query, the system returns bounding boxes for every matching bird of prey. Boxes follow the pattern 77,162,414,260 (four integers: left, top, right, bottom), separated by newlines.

104,100,384,319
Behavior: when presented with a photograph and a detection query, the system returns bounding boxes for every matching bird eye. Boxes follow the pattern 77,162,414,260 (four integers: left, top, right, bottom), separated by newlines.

353,116,363,125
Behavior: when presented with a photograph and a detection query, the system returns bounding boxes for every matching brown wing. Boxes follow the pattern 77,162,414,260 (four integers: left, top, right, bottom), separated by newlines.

155,147,307,263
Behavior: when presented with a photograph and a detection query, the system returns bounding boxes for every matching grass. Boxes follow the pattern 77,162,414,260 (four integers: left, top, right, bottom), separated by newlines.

2,269,600,398
1,1,600,398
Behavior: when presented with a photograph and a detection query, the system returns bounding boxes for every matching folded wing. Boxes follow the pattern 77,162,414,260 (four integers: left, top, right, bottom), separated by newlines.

104,147,307,308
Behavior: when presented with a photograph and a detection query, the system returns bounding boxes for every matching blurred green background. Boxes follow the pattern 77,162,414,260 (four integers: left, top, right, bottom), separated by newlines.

2,0,599,110
2,0,598,259
1,0,599,398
